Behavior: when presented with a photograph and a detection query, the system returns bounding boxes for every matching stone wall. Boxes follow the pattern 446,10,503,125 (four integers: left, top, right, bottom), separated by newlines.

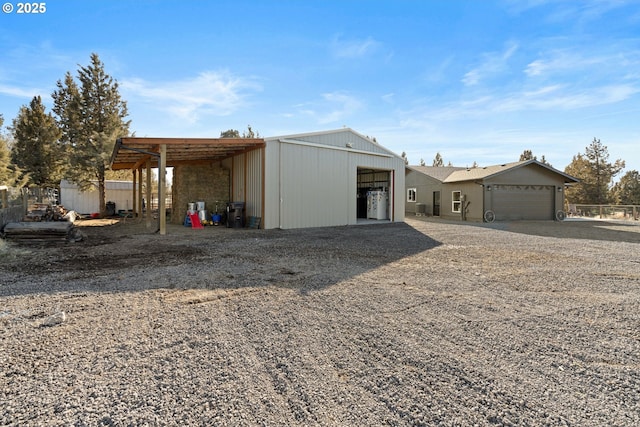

172,163,230,224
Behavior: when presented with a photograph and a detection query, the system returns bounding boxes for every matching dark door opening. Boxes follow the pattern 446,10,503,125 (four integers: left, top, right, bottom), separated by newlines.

357,168,391,220
357,187,368,219
433,191,441,216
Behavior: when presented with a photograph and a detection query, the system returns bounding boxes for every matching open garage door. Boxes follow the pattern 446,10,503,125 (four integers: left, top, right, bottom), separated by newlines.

357,168,391,220
491,185,555,220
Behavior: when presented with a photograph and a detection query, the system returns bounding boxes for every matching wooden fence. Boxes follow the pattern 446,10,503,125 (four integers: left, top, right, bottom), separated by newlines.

568,204,639,221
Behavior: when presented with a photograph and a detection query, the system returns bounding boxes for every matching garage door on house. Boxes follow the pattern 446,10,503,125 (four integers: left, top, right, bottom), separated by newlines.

491,184,555,220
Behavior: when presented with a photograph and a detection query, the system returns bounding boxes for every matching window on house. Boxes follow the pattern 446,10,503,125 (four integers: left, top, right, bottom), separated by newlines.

407,188,417,202
452,191,461,213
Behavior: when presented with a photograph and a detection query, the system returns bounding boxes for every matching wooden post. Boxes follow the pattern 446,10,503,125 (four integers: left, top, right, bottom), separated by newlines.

146,159,152,228
261,147,265,229
132,169,137,217
137,168,143,219
1,188,7,209
159,144,167,235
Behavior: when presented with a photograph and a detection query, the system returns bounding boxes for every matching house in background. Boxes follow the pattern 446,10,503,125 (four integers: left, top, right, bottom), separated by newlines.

405,160,579,222
110,128,406,233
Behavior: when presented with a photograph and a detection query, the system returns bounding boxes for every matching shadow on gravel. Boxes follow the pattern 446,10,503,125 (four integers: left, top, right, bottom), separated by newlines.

0,221,443,297
470,218,640,243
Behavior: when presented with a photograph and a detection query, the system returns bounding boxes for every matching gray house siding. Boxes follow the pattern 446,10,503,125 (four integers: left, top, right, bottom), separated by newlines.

483,167,567,221
406,160,577,222
405,168,441,215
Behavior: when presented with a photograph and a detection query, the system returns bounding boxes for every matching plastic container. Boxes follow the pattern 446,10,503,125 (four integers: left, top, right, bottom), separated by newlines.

226,202,245,228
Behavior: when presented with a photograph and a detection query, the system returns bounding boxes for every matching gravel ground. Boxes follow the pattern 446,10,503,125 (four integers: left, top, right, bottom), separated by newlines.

1,216,639,426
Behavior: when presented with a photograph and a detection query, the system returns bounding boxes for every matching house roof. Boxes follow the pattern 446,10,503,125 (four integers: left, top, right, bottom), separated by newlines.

408,165,467,181
409,160,579,184
110,137,265,170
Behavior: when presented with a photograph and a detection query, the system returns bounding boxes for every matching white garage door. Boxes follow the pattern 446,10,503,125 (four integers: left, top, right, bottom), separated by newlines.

491,185,555,220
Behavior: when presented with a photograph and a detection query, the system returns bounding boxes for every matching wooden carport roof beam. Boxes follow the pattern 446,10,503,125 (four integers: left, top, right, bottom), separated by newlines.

109,136,266,235
110,137,266,170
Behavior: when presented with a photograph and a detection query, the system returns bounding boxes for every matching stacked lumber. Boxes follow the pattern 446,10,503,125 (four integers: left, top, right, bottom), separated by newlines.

3,222,81,244
24,204,71,222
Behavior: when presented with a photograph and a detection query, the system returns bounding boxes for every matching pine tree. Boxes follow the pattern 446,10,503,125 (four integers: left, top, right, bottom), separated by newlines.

519,149,534,161
0,115,26,187
242,125,259,138
433,152,444,167
519,149,551,166
564,154,592,204
10,96,64,187
584,138,625,204
52,53,130,215
611,170,640,205
220,129,240,138
221,125,260,138
564,138,625,204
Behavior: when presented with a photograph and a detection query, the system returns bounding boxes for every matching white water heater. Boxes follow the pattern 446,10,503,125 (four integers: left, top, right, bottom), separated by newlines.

367,190,388,220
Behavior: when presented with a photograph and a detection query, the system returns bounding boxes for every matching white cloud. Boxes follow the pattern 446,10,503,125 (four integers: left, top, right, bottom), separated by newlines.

330,35,380,59
120,71,262,124
461,69,481,87
462,41,519,86
318,92,364,124
524,50,611,78
0,84,46,99
397,80,638,128
295,91,364,125
504,0,633,23
498,84,638,112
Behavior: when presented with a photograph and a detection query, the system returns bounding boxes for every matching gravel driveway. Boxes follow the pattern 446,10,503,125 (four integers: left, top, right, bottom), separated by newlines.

1,217,639,426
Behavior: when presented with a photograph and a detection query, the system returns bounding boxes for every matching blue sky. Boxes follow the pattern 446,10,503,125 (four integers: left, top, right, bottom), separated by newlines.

1,0,639,175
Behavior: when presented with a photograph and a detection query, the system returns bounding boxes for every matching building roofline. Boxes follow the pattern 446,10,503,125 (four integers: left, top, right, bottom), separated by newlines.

408,159,580,183
266,127,404,161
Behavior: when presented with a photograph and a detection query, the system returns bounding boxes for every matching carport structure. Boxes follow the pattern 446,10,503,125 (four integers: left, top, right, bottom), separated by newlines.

110,128,406,233
110,137,265,234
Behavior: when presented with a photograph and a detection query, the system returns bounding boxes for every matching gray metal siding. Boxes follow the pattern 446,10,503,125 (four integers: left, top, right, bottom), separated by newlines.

262,135,405,229
228,149,264,225
231,155,244,203
279,143,351,229
263,142,281,229
245,148,263,220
